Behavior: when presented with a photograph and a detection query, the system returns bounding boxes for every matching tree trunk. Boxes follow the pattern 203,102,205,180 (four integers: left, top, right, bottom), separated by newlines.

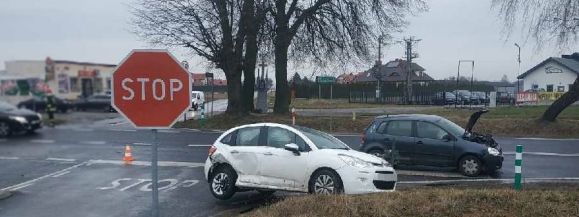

241,0,257,113
225,70,243,114
273,39,290,114
541,77,579,122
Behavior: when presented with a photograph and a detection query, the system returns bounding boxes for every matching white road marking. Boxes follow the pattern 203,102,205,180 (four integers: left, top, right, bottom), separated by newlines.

9,183,34,191
30,139,55,144
51,171,71,178
0,156,19,160
397,170,466,178
86,159,204,168
111,129,137,132
516,137,579,141
46,158,76,162
398,177,579,185
188,144,211,147
503,152,579,157
81,141,107,145
132,142,151,146
159,129,180,134
0,161,86,192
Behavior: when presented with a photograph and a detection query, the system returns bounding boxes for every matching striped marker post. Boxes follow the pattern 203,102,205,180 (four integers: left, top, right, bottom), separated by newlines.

514,145,523,191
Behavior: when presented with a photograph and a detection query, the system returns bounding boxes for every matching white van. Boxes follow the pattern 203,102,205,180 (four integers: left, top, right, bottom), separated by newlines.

192,91,205,111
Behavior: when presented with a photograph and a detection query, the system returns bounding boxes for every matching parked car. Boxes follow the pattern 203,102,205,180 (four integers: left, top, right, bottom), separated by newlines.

359,110,503,177
432,92,456,105
17,96,71,113
192,91,205,111
204,123,397,200
74,94,114,112
453,90,471,105
0,101,42,137
497,92,515,104
472,91,488,104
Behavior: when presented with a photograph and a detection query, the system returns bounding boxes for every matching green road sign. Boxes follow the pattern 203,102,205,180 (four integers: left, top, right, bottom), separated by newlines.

315,76,336,84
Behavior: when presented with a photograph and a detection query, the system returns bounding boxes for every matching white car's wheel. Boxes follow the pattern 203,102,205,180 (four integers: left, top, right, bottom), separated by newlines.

309,169,343,194
209,166,237,200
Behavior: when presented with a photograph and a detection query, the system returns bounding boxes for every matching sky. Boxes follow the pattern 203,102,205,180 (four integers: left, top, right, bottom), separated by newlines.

1,0,578,81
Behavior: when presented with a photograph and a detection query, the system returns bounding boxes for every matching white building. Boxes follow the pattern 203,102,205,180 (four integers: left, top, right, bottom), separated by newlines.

518,53,579,92
1,58,116,100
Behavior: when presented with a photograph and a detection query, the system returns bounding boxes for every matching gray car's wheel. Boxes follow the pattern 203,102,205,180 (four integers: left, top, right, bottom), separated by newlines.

209,166,237,200
459,155,482,177
309,169,343,195
0,122,11,138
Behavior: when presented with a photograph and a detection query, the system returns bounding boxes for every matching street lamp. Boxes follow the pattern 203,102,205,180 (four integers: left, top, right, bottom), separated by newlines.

514,43,521,95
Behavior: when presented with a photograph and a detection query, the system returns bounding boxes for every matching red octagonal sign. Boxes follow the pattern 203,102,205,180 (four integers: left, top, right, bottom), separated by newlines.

112,50,191,128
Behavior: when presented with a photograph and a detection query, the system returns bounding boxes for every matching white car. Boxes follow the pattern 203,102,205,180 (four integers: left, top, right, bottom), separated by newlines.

204,123,397,200
191,91,205,111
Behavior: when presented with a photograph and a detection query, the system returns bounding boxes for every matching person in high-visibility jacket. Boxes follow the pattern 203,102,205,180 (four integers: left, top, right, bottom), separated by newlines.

46,92,57,127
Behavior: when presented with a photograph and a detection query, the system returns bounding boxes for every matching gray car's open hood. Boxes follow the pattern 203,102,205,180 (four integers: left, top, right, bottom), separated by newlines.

465,109,488,133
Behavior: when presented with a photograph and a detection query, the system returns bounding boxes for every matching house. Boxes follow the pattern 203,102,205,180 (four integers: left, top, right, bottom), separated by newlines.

354,59,434,85
336,73,358,84
517,52,579,92
191,73,208,86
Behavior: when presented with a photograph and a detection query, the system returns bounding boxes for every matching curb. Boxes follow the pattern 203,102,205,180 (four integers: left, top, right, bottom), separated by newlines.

0,190,13,200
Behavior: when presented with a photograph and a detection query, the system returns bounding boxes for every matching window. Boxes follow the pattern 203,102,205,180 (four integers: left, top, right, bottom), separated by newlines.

220,131,235,145
557,86,565,92
385,121,412,137
546,85,554,92
376,121,388,134
267,127,309,151
416,121,448,140
70,77,80,92
297,126,349,150
532,84,539,90
235,127,261,146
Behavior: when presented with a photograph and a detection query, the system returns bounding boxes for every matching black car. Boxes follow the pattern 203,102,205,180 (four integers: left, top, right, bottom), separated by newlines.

432,92,456,105
359,110,503,176
0,101,43,137
74,94,114,112
17,96,71,113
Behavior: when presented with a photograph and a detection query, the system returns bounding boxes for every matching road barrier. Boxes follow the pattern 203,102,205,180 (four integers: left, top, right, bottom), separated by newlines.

123,145,134,164
291,107,296,125
514,145,523,191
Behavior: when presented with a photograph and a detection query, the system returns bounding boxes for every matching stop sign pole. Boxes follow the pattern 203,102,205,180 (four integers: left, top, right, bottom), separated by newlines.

112,49,191,217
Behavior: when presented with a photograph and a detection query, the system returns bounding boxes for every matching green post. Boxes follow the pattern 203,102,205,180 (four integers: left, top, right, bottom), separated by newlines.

200,104,205,128
514,145,523,191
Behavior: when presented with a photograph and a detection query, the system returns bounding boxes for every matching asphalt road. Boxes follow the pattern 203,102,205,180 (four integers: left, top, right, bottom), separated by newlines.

1,118,579,216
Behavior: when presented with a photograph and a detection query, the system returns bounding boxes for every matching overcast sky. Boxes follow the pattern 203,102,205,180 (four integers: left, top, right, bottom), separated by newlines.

1,0,578,81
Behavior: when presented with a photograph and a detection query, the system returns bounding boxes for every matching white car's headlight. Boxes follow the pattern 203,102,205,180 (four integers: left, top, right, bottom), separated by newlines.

338,154,373,169
10,116,28,123
37,113,42,120
488,147,500,156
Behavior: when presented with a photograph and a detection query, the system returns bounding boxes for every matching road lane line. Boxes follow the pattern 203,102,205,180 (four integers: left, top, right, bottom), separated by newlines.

503,152,579,157
132,142,151,146
46,158,76,162
86,159,204,168
9,183,34,191
51,171,71,178
159,129,180,134
81,141,107,145
188,144,211,147
30,139,55,144
1,161,87,192
516,137,579,141
0,156,19,160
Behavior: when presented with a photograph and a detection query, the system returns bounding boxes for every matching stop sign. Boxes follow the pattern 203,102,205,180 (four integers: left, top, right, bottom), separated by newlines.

112,50,191,128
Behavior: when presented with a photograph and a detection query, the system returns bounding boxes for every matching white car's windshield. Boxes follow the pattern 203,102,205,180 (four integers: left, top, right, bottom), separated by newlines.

297,126,349,150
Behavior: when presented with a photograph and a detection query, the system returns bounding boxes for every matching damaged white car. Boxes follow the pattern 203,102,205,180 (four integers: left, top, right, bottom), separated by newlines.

204,123,397,200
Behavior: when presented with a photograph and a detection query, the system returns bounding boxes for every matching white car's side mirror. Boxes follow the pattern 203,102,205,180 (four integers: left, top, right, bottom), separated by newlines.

284,143,300,155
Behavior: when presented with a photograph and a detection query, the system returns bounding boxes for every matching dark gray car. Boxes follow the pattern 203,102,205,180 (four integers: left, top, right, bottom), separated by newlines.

359,110,503,176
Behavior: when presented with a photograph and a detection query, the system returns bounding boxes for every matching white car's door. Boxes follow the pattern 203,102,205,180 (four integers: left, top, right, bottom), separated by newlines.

227,126,267,185
258,126,310,190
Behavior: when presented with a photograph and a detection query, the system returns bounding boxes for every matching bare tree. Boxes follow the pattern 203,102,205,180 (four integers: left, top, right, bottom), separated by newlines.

268,0,427,114
493,0,579,122
492,0,579,49
132,0,259,114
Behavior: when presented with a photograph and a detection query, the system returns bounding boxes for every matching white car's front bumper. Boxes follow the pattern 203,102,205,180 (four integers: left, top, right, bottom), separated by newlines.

336,165,397,194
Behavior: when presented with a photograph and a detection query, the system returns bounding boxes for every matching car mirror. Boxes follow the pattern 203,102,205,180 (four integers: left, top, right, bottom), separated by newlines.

442,134,453,142
284,143,300,155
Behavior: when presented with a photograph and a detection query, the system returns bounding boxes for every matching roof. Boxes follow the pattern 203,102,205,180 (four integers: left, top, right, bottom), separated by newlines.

518,55,579,79
355,59,433,82
54,60,116,68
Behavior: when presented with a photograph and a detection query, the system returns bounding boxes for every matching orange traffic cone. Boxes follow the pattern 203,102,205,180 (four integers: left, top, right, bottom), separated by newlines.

123,145,134,164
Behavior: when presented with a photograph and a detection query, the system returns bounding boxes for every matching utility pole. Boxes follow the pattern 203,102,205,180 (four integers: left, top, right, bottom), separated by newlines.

403,36,421,104
514,43,521,95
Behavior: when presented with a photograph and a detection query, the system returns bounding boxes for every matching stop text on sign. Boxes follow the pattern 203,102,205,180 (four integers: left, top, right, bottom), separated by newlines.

121,78,183,101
